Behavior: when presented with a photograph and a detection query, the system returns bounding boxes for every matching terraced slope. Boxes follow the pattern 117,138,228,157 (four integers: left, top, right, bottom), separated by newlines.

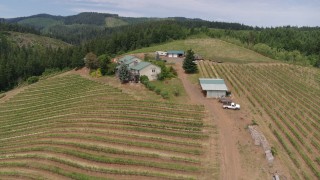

199,61,320,179
0,74,207,180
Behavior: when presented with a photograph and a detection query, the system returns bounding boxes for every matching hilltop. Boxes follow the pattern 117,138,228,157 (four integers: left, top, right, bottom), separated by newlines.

2,12,252,44
4,12,240,30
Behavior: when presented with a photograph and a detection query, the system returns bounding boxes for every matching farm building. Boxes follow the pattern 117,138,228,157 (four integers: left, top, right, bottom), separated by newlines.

118,55,141,67
199,78,228,98
131,62,161,81
167,50,185,58
117,56,161,81
155,51,167,56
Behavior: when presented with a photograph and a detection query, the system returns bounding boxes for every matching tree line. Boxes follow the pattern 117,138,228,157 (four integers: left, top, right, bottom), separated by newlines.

1,20,319,91
0,34,85,91
0,22,40,35
0,20,190,91
207,27,320,66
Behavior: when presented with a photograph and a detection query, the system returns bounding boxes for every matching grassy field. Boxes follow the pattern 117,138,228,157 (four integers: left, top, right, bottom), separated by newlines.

198,61,320,179
148,77,188,102
130,38,275,63
0,74,213,179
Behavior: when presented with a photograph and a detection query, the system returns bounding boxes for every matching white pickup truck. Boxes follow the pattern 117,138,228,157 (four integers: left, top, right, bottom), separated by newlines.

223,102,240,110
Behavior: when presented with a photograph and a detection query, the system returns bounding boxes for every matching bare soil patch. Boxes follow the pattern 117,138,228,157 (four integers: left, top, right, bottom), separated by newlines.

174,59,245,179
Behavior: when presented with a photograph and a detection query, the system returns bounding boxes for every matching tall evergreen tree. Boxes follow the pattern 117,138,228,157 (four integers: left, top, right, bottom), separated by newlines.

98,54,111,75
118,64,130,83
183,49,198,73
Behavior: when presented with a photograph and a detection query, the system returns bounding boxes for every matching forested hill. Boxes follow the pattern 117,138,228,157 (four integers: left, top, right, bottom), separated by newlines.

1,13,319,92
2,12,252,44
0,21,39,34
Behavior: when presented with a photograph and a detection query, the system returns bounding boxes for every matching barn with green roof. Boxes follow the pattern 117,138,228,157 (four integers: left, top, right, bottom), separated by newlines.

167,50,185,58
199,78,229,98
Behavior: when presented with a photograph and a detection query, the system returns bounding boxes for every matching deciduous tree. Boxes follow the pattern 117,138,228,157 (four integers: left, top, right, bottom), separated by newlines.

84,52,99,69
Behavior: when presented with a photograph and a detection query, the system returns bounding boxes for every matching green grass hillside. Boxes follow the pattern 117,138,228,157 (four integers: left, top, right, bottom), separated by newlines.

7,31,71,49
130,38,275,63
0,74,211,179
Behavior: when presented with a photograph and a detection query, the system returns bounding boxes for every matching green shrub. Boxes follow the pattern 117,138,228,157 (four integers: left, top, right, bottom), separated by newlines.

169,66,177,76
251,120,258,126
271,146,277,156
42,68,60,76
140,75,149,84
90,68,102,78
161,91,169,99
106,63,117,75
155,88,161,95
316,157,320,166
27,76,39,84
147,83,156,91
173,88,180,97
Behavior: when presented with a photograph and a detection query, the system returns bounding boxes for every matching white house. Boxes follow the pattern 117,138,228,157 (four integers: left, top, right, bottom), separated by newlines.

199,78,228,98
117,56,161,81
131,62,161,81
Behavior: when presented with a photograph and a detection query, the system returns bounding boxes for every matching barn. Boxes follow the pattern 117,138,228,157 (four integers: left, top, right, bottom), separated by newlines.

199,78,228,98
167,50,184,58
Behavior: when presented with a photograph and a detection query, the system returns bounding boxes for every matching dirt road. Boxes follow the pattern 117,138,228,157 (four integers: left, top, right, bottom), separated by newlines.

174,60,243,180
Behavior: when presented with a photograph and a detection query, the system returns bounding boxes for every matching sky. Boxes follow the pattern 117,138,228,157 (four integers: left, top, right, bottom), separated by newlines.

0,0,319,27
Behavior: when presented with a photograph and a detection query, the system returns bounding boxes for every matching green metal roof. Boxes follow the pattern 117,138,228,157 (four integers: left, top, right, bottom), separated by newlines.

167,50,184,54
118,55,135,65
199,78,225,84
131,62,151,71
199,78,228,91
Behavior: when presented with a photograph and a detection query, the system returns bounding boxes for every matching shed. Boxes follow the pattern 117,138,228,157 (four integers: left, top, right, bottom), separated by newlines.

199,78,228,98
167,50,184,58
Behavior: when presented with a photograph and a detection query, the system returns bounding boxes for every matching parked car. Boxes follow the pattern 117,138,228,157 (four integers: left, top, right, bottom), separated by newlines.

218,97,232,104
223,102,240,110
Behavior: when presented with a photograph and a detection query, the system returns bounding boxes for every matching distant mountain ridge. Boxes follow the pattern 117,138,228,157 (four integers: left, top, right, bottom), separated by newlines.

2,12,253,44
3,12,211,28
5,13,65,23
